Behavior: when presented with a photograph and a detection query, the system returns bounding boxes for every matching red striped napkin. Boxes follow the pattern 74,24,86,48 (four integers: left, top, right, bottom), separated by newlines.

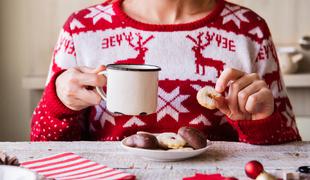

21,152,135,180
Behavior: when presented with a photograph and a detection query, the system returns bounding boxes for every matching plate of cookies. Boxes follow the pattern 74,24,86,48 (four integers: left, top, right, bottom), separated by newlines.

121,127,209,161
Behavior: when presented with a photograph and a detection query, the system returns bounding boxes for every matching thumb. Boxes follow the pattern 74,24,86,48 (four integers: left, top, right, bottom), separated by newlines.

93,65,106,74
78,65,106,74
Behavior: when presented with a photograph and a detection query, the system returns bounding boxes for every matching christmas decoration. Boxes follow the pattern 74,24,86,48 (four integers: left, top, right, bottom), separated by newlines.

0,151,20,166
299,36,310,50
245,160,264,179
298,166,310,174
283,172,300,180
255,172,276,180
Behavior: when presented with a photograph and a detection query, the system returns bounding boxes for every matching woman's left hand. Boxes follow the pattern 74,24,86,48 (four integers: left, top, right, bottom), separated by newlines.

214,68,274,120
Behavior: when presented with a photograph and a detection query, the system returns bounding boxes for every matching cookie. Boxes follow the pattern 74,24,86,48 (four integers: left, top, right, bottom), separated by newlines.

123,133,159,149
178,127,207,149
157,133,186,149
196,86,221,109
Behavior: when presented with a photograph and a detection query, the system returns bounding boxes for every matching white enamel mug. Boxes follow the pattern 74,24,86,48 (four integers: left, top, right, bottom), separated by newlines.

96,64,161,116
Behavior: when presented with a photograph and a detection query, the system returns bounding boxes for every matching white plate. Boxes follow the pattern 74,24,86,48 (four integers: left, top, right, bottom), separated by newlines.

121,136,209,162
0,165,37,180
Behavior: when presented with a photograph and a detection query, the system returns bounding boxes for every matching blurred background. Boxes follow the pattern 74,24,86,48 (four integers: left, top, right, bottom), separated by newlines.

0,0,309,141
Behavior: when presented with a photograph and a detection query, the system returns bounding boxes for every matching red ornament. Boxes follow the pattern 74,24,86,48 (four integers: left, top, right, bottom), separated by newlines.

245,160,264,179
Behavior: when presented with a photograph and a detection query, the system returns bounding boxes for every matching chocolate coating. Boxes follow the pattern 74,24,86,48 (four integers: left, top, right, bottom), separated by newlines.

178,127,207,149
124,133,159,149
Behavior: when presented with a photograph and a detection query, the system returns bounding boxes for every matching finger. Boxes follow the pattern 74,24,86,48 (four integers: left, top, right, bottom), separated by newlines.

93,65,107,74
238,80,267,113
76,73,107,87
228,73,260,114
62,95,90,111
77,88,102,106
78,65,106,74
214,96,231,116
245,88,270,114
69,99,90,111
215,68,245,93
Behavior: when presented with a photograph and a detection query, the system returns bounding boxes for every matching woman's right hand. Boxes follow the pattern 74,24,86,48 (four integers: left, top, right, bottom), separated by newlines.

56,66,107,111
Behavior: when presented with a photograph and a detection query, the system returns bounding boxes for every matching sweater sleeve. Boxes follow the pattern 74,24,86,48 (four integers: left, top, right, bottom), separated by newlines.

227,20,301,145
30,14,86,141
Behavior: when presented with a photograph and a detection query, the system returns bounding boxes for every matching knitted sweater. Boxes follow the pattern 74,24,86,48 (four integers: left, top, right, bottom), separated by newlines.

30,0,301,144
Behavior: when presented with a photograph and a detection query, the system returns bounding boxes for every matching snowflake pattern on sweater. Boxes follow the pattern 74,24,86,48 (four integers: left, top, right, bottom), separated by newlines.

31,0,301,144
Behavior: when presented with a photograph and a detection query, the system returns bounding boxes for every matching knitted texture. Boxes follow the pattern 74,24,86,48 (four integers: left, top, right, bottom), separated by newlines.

31,0,301,144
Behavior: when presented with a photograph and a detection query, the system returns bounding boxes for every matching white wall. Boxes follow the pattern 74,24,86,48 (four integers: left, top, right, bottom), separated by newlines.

0,0,102,141
0,0,30,141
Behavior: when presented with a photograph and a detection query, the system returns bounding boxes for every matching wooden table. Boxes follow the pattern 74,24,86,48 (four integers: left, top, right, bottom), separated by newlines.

0,141,309,180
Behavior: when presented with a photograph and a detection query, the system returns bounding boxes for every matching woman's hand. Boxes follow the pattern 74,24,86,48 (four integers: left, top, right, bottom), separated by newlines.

56,66,106,111
214,68,274,120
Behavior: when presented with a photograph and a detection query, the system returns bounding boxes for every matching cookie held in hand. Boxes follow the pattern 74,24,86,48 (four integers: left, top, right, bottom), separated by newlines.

178,127,207,149
124,133,159,149
196,86,221,110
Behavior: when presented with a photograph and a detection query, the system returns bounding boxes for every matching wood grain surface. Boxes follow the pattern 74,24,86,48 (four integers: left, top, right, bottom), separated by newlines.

0,141,309,179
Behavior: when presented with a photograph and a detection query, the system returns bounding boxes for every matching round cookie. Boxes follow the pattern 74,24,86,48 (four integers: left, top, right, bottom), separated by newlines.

157,133,186,149
123,133,159,149
178,127,207,149
196,86,221,109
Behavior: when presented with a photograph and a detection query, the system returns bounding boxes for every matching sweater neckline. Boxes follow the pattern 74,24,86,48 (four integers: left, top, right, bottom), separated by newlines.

113,0,225,31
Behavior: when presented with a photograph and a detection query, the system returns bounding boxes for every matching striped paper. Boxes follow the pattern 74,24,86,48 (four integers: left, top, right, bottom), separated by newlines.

21,152,135,180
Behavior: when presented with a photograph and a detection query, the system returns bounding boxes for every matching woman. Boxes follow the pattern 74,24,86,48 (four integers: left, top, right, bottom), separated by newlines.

31,0,301,144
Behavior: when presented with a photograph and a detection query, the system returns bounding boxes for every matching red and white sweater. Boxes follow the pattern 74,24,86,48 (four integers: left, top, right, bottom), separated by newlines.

31,0,301,144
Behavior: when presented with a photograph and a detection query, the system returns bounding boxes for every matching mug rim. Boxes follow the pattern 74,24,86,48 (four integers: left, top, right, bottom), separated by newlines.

106,64,161,72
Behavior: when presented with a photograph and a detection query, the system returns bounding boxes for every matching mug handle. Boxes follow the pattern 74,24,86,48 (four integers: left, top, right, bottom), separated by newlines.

96,71,108,101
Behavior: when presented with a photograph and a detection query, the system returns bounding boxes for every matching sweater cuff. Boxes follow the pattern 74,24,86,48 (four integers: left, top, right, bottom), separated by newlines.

227,111,282,141
43,70,82,118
